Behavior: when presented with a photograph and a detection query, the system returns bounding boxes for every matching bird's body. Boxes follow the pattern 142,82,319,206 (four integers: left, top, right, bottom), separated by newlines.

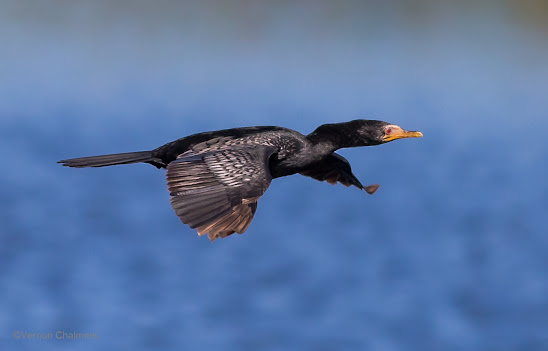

59,120,422,240
154,126,310,175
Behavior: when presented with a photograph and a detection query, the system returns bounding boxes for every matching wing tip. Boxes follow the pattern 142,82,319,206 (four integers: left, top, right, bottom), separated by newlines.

364,184,380,195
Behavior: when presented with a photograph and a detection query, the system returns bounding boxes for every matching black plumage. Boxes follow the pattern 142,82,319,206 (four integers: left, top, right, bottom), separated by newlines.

58,119,422,240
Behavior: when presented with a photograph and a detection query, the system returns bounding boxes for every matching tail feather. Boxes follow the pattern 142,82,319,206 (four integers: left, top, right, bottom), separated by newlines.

58,151,155,168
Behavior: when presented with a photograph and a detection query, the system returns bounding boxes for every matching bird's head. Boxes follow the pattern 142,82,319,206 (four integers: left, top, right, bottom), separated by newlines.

307,119,423,150
354,120,423,146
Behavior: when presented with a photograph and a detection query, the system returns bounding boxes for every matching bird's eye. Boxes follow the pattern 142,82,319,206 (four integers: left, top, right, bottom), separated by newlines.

385,127,392,135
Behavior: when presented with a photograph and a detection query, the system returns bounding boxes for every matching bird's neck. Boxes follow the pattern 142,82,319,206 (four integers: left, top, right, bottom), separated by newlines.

306,122,366,155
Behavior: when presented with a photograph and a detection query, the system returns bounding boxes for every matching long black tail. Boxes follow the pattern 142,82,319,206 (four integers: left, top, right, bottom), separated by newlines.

58,151,155,168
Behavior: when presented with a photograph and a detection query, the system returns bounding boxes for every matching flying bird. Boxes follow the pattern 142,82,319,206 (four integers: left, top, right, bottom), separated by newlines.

58,120,422,240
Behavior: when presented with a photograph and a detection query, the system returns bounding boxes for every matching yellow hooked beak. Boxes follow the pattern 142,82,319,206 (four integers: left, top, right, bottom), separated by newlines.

383,125,423,142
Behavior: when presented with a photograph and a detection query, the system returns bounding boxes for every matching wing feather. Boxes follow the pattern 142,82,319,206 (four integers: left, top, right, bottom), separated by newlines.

166,144,277,240
300,153,379,194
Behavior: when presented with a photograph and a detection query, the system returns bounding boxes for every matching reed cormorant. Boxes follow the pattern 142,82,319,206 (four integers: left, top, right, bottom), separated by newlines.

58,120,422,240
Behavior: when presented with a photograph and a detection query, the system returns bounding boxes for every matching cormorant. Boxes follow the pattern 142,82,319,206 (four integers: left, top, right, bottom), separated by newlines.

58,120,422,240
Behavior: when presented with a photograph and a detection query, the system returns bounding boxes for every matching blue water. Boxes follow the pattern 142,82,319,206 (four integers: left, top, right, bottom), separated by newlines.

1,2,547,350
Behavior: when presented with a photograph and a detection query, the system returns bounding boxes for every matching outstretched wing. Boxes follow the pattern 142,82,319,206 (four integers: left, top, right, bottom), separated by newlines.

166,144,277,240
299,153,379,194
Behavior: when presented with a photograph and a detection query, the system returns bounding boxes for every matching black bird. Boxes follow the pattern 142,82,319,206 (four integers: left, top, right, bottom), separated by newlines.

58,120,422,240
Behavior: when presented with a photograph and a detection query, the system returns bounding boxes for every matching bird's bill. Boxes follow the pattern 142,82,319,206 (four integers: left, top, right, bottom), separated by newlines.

383,127,423,142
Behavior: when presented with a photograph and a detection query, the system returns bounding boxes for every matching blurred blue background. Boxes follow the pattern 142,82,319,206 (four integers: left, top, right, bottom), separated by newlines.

1,1,547,350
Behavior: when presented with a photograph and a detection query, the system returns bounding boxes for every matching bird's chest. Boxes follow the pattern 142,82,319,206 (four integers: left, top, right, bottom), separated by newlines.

269,142,324,178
